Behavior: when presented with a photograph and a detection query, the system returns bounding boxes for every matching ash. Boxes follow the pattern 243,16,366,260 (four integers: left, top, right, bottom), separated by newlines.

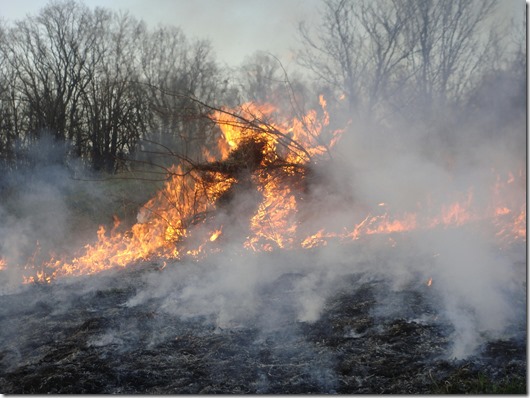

0,247,525,394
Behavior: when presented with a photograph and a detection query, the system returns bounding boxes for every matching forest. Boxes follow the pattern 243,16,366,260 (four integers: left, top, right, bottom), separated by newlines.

0,0,524,176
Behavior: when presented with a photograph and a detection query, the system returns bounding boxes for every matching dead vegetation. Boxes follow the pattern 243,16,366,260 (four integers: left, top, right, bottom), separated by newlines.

0,255,525,394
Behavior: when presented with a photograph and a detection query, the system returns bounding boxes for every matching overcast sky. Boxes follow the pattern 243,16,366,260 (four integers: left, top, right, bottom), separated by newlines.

0,0,322,67
0,0,525,67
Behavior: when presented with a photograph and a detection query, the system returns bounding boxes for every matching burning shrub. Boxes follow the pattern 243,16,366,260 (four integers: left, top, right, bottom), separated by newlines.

0,94,523,286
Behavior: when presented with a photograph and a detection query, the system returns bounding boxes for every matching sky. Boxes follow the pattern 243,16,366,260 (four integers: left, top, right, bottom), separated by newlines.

0,0,525,67
0,0,322,67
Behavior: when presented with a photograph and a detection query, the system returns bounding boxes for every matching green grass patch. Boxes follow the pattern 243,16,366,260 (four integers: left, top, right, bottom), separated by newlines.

431,370,526,394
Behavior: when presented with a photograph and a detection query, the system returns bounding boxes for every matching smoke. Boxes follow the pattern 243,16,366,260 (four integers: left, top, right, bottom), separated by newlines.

126,248,327,328
314,79,526,358
0,138,66,286
423,227,524,358
124,69,525,360
0,135,130,291
0,63,525,364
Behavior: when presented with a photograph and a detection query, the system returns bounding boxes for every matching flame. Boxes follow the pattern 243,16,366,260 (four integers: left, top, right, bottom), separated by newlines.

496,207,511,216
301,229,338,249
10,98,525,284
209,229,222,242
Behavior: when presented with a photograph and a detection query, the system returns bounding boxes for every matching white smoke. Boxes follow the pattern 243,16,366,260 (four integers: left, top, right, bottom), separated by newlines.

0,69,524,362
123,86,525,360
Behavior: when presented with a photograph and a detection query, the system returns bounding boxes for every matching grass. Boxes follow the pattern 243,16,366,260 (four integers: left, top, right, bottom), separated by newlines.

431,371,526,394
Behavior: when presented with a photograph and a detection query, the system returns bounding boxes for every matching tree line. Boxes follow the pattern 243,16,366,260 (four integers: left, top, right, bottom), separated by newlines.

0,0,525,174
299,0,525,123
0,1,232,173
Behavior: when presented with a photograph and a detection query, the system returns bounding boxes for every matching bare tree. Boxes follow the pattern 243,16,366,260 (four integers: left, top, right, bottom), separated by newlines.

236,52,311,122
298,0,365,113
353,0,418,115
0,21,19,166
297,0,500,122
0,0,227,173
238,51,284,103
298,0,419,117
139,25,224,162
5,1,99,147
406,0,498,112
82,11,150,172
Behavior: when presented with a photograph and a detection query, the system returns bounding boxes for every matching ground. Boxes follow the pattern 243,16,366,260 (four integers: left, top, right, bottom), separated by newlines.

0,248,526,394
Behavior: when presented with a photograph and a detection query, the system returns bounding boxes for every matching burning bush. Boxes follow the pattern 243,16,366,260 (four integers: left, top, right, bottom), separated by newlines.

0,94,523,285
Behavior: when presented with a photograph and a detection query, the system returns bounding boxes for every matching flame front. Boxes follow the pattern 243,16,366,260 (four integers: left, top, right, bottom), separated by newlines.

9,98,526,284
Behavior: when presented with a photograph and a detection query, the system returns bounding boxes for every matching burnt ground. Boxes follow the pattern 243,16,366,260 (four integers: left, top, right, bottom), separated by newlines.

0,249,526,394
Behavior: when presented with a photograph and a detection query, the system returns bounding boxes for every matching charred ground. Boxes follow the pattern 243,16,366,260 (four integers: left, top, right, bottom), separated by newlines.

0,248,525,394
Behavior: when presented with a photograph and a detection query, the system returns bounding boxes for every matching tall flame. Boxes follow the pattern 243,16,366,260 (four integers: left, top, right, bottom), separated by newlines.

7,98,525,284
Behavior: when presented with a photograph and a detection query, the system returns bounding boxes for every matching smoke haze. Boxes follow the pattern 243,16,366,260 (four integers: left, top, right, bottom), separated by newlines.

120,90,525,359
0,80,525,361
0,1,525,371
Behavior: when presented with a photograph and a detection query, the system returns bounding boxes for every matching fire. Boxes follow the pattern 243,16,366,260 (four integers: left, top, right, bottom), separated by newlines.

439,200,473,226
301,229,338,249
496,207,511,216
209,229,222,242
7,97,525,284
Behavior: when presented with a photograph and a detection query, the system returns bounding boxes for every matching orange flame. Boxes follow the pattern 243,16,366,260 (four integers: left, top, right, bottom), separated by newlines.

209,229,222,242
11,99,525,284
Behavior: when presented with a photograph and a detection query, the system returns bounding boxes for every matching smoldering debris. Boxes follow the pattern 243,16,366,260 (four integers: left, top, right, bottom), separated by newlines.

0,244,525,394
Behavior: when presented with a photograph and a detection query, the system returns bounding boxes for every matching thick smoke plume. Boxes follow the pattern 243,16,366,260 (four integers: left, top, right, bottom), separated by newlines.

120,94,525,360
0,2,525,393
319,94,526,358
0,75,525,361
